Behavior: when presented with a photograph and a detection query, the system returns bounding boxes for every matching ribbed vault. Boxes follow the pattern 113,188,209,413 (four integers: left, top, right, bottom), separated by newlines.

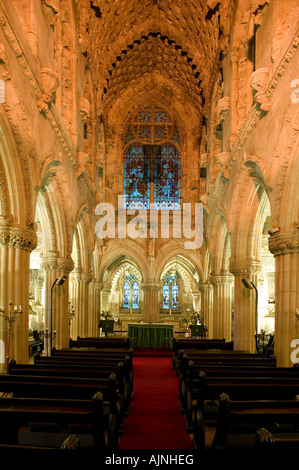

75,0,233,113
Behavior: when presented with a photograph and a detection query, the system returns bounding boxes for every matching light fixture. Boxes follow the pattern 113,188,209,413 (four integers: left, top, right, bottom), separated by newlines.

242,278,259,352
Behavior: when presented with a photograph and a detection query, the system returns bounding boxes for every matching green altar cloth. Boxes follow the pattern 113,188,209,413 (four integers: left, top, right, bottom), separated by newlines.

128,323,174,348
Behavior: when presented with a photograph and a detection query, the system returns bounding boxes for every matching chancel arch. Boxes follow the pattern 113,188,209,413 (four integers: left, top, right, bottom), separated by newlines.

100,255,143,331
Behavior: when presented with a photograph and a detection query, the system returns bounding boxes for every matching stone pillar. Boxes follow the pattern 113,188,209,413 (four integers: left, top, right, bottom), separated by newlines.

210,273,234,341
192,290,201,313
100,286,111,313
88,280,102,336
0,223,37,369
230,260,262,352
141,282,160,323
269,232,299,367
41,256,74,352
199,283,213,337
69,269,92,339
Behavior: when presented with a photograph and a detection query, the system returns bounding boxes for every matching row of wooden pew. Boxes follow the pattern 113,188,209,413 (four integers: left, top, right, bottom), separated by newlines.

0,337,134,454
174,339,299,452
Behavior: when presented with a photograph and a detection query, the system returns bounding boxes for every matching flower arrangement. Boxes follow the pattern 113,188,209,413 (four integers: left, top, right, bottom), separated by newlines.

190,311,204,325
101,311,112,320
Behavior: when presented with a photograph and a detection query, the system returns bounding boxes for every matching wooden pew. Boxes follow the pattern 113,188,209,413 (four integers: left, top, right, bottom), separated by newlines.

8,358,130,428
206,393,299,451
180,360,299,418
190,372,299,442
0,394,106,450
256,427,299,450
177,350,276,378
0,373,120,450
172,338,233,372
70,336,130,349
34,353,134,412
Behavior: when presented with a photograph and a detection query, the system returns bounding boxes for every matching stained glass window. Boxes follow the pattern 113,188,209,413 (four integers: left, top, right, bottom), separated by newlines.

163,282,169,309
124,106,181,211
132,281,139,309
124,144,150,210
154,144,181,210
123,281,130,309
123,275,139,309
162,275,179,309
172,281,179,309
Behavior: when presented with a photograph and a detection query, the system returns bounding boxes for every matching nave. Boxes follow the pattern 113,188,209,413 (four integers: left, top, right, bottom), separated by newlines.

1,336,299,463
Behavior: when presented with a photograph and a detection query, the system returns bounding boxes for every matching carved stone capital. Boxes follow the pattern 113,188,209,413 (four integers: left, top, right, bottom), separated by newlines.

0,225,37,252
141,282,160,292
210,274,234,287
269,232,299,256
199,283,213,293
69,268,92,283
229,259,263,276
40,256,74,273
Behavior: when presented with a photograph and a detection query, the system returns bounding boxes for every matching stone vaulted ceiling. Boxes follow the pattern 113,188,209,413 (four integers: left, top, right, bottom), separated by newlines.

76,0,233,116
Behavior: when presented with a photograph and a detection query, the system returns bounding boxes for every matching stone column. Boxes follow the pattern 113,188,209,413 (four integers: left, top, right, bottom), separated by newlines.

210,273,234,341
40,256,74,352
230,260,262,352
88,280,102,336
0,223,37,369
69,268,92,339
199,283,213,336
100,285,111,313
141,282,160,323
192,290,201,313
269,232,299,367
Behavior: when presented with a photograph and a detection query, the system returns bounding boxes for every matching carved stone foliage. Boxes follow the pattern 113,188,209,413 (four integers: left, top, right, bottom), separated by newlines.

218,96,230,121
250,68,271,112
40,256,74,273
37,68,59,113
269,232,299,257
229,259,263,277
0,225,37,252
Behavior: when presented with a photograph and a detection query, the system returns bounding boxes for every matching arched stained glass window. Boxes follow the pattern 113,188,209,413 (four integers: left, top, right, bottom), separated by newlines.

132,281,139,309
163,282,170,309
172,281,179,309
122,275,139,309
123,281,130,309
124,144,150,210
123,105,181,211
154,144,180,210
162,275,179,309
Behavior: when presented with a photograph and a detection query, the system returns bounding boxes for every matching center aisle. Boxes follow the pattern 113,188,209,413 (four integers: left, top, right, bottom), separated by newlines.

120,353,194,449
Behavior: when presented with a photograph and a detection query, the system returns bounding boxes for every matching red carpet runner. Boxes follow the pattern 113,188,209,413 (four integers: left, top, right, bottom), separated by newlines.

120,353,194,449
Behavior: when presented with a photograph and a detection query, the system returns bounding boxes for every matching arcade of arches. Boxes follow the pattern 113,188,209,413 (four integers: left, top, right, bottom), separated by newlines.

0,0,298,369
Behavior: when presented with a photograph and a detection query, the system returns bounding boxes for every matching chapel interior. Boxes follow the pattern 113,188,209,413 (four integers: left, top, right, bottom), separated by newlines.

0,0,298,381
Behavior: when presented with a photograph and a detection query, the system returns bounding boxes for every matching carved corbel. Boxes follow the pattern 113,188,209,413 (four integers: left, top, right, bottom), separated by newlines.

250,68,271,112
218,96,230,121
79,97,91,122
217,152,231,180
37,68,59,112
200,193,210,214
200,153,209,167
76,151,89,179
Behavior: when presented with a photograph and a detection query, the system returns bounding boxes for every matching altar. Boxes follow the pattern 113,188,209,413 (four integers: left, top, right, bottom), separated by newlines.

128,323,174,348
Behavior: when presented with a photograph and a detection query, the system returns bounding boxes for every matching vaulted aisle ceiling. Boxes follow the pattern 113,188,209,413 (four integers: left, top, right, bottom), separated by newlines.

75,0,233,115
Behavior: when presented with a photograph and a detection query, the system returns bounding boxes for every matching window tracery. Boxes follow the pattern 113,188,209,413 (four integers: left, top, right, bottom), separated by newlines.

123,105,181,210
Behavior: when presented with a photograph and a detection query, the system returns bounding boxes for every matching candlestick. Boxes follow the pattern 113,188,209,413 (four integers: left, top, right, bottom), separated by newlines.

0,300,23,374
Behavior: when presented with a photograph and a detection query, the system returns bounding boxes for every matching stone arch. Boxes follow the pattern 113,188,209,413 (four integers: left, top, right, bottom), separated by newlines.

0,114,33,228
99,239,148,284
